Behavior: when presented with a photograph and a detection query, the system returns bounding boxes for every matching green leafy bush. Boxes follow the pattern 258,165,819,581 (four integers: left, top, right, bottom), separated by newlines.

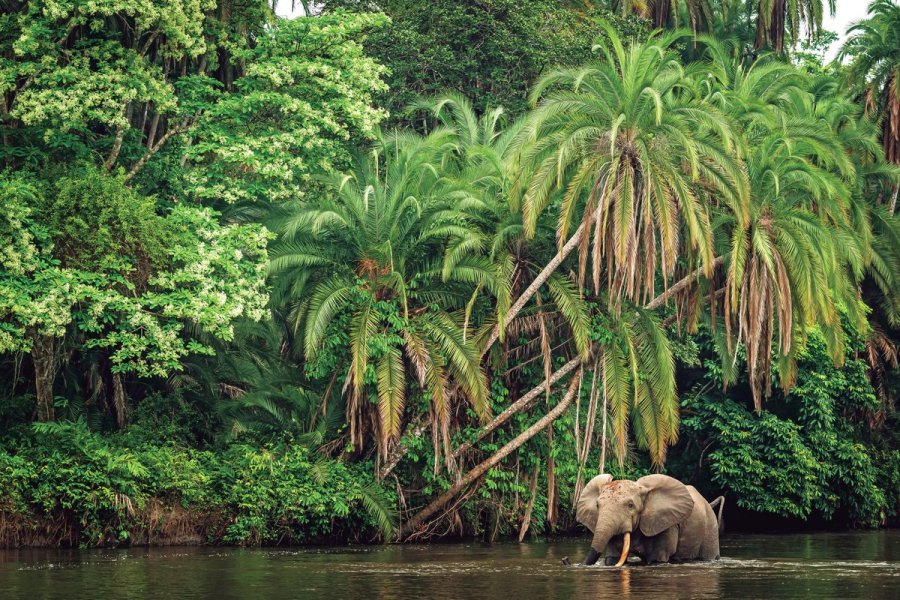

676,329,900,527
0,419,397,547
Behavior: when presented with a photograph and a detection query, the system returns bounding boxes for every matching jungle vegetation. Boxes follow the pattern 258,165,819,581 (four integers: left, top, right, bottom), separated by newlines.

0,0,898,547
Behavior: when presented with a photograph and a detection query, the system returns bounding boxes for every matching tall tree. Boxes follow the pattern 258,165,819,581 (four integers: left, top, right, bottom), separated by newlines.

0,168,269,422
754,0,835,54
268,133,496,462
322,0,650,123
841,0,900,172
515,24,747,310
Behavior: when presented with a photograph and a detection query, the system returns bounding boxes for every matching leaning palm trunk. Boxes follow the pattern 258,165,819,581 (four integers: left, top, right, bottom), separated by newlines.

481,218,593,356
451,357,581,460
399,372,581,540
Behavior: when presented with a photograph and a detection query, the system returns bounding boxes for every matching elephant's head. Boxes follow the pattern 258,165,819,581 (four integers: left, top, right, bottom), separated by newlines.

576,474,694,565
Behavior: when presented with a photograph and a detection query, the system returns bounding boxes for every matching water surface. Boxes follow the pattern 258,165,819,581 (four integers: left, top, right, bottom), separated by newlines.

1,531,897,599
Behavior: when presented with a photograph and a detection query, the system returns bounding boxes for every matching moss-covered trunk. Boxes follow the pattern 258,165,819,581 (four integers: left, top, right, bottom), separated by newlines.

30,333,60,422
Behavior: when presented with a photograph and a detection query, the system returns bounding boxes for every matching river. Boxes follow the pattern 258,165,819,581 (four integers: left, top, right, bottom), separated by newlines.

1,531,897,599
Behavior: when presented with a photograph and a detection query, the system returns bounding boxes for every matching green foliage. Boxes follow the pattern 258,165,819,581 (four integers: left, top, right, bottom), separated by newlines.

1,3,389,205
0,168,269,374
0,417,397,547
677,328,900,526
323,0,650,122
183,12,390,204
43,166,169,271
681,395,827,518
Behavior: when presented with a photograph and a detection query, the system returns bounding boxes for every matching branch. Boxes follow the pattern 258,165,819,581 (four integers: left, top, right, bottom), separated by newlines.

104,126,126,171
123,123,187,182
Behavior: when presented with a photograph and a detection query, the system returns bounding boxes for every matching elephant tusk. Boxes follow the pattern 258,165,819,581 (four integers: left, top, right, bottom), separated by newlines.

614,532,630,567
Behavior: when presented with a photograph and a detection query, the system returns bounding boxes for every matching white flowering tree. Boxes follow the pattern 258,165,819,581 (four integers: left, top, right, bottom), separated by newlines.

0,171,269,422
1,4,388,202
0,3,389,423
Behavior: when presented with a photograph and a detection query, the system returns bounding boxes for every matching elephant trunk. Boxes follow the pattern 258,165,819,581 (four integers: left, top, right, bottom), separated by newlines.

584,520,622,565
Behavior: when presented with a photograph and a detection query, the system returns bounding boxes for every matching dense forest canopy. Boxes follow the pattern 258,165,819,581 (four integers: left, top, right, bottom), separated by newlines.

0,0,899,547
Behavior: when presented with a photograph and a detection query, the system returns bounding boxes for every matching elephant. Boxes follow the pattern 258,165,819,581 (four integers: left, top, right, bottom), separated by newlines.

575,473,723,566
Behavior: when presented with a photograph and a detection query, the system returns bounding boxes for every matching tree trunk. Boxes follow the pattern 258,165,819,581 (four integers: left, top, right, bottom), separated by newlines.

644,256,725,311
599,360,609,473
111,373,127,428
754,1,766,49
653,0,671,28
379,414,429,479
146,112,161,149
31,333,60,422
754,0,785,53
481,219,592,357
518,465,540,542
124,124,186,183
769,0,785,55
546,424,557,527
400,371,581,540
104,126,126,171
884,76,899,166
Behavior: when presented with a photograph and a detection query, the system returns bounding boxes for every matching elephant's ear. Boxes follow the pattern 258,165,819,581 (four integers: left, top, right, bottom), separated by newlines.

575,474,613,532
636,474,694,537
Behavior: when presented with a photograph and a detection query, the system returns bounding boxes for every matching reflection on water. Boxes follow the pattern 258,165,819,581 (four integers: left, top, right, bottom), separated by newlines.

0,531,897,599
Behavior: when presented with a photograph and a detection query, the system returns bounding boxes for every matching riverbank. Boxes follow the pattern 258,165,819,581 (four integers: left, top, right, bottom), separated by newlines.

0,420,395,549
2,422,896,549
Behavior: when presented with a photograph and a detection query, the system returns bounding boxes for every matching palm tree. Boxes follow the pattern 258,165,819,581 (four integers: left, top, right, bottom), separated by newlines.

754,0,835,54
841,0,900,174
416,92,682,468
586,0,716,31
702,51,870,409
723,129,857,408
515,24,747,311
268,132,495,463
414,92,592,360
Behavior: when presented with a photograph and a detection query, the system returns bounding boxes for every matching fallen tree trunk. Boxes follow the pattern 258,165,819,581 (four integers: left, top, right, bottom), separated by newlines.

399,371,581,540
